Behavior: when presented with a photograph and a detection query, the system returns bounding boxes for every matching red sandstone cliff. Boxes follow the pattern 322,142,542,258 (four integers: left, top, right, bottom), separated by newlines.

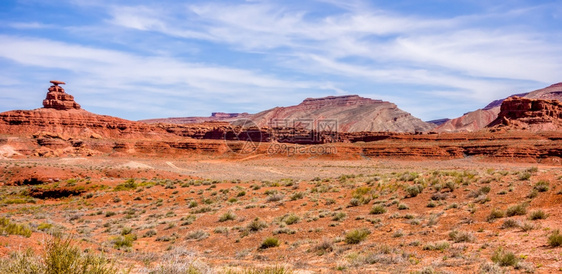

436,83,562,132
487,96,562,131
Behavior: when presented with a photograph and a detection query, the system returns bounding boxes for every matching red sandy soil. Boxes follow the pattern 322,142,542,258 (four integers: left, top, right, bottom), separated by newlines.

0,155,560,273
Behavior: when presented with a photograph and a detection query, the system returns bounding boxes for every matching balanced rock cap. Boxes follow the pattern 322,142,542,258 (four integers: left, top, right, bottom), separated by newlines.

50,80,66,85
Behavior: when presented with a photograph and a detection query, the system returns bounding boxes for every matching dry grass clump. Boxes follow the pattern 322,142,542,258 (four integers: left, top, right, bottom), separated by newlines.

448,230,475,243
506,204,527,217
260,237,280,249
0,235,120,274
548,230,562,247
491,247,518,267
345,228,370,244
0,217,32,237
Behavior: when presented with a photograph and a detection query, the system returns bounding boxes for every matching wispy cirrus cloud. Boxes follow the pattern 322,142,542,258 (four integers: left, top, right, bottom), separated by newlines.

0,0,561,120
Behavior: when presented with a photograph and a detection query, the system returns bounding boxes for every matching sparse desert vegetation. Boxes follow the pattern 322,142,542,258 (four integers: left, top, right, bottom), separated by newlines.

0,157,560,272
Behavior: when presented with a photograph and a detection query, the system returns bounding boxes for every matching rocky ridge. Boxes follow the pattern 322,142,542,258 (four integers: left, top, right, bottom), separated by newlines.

436,83,562,132
250,95,435,133
487,96,562,131
142,95,435,133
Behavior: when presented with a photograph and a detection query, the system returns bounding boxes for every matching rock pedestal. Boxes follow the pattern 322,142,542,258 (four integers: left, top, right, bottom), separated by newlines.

42,80,81,110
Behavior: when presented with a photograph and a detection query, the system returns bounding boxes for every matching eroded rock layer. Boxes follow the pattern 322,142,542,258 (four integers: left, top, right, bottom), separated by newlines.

436,83,562,132
487,97,562,131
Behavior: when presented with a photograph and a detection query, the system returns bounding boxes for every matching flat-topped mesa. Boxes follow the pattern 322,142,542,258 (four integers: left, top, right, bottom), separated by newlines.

301,95,386,109
43,80,81,110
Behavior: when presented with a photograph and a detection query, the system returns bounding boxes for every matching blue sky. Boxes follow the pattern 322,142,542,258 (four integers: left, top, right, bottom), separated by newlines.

0,0,561,121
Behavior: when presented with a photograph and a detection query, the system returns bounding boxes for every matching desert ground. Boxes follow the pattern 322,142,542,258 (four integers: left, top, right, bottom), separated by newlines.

0,152,561,273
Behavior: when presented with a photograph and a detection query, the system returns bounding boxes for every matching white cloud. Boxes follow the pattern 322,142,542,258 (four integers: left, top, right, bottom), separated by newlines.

1,0,561,120
0,35,322,118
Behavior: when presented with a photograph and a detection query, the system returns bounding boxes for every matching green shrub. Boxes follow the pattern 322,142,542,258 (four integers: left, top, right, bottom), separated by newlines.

46,236,118,273
534,181,549,192
247,218,268,232
188,201,198,208
449,230,475,243
0,248,43,273
180,215,197,226
281,214,300,225
0,218,32,237
370,205,386,214
397,203,409,210
444,181,457,192
405,184,424,197
506,204,527,217
332,212,347,221
290,192,304,201
527,189,538,199
479,186,491,194
487,208,505,222
314,238,334,255
37,223,53,231
191,206,212,214
344,228,370,244
422,241,450,251
143,229,157,237
491,247,518,267
118,227,131,235
0,236,119,274
528,210,547,220
266,194,284,202
111,234,136,249
500,219,520,229
219,211,237,222
260,237,280,249
113,179,137,191
187,230,209,241
348,198,361,207
352,186,371,197
548,230,562,247
239,266,293,274
518,172,531,181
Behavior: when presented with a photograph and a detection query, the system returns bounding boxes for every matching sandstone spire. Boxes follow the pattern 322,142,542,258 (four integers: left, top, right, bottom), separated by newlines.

42,80,81,110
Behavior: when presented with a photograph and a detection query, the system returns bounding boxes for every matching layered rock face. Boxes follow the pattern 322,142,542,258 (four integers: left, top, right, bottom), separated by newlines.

487,97,562,131
436,83,562,132
42,81,81,110
251,95,435,133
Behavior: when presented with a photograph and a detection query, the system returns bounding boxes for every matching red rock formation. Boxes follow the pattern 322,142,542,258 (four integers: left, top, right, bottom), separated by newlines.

250,95,434,133
0,81,173,139
0,108,171,139
142,95,434,133
436,83,562,132
42,81,81,110
487,97,562,131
